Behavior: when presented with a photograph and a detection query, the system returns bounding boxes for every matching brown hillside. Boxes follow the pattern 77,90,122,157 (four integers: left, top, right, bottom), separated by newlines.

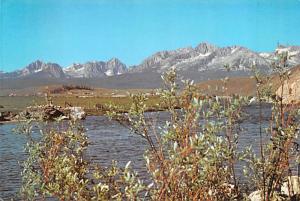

273,65,300,103
196,65,300,98
196,77,256,96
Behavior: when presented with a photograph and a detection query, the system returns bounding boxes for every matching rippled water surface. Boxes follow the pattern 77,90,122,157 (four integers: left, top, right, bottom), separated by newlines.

0,104,293,200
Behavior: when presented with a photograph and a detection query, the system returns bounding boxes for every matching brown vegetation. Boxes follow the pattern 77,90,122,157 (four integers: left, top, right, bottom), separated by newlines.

197,76,257,96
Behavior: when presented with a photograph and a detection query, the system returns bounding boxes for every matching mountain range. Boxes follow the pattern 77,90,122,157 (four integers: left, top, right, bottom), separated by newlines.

63,58,126,78
0,58,126,79
1,42,300,88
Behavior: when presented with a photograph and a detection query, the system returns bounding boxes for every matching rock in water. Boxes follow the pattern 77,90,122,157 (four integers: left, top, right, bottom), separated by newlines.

0,111,16,121
68,107,86,121
42,106,65,121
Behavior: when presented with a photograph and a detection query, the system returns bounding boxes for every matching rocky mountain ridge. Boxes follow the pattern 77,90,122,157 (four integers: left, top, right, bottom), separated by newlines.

0,60,65,79
63,58,127,78
1,42,300,80
129,43,300,74
0,58,127,79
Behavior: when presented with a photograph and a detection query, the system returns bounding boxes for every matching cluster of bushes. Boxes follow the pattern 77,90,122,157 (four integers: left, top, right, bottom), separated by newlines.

62,84,93,91
18,53,300,200
49,85,92,94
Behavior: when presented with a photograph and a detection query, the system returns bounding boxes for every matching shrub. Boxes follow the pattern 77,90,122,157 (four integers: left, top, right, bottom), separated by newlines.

19,122,148,200
49,85,92,94
243,52,300,200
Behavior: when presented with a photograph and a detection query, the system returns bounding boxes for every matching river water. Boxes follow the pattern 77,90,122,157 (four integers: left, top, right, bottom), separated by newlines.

0,104,297,200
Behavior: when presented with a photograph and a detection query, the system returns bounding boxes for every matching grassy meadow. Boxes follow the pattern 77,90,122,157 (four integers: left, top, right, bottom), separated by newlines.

0,95,161,115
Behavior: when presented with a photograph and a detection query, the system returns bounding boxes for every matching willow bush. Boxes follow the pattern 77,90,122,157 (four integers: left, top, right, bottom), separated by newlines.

19,52,300,200
107,67,250,200
244,52,300,200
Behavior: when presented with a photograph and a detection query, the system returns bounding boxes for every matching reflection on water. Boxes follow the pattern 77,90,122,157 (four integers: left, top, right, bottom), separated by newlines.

0,104,296,200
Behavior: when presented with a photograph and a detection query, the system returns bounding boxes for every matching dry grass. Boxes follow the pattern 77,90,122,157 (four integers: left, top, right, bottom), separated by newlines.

196,65,300,97
0,95,161,115
0,96,45,112
196,77,257,96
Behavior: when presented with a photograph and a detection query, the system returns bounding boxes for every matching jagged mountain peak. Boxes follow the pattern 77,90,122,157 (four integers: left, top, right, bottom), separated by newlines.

23,60,64,77
0,60,65,79
29,59,43,65
63,58,127,78
195,42,219,54
130,43,275,74
108,57,122,63
107,58,125,68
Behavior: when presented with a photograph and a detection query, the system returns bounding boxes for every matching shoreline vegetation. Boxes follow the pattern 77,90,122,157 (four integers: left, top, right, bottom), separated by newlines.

3,53,300,200
2,63,300,123
0,91,299,125
0,95,169,123
0,94,270,124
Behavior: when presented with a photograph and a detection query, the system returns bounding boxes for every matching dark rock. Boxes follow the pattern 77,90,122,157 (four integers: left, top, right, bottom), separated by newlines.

0,111,16,121
20,105,65,121
0,105,4,108
42,106,65,121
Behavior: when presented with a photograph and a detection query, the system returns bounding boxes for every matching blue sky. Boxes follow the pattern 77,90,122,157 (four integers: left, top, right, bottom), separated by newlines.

1,0,300,72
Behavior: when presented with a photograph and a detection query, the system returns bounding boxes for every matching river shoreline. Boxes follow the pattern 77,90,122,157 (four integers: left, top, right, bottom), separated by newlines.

0,104,178,124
